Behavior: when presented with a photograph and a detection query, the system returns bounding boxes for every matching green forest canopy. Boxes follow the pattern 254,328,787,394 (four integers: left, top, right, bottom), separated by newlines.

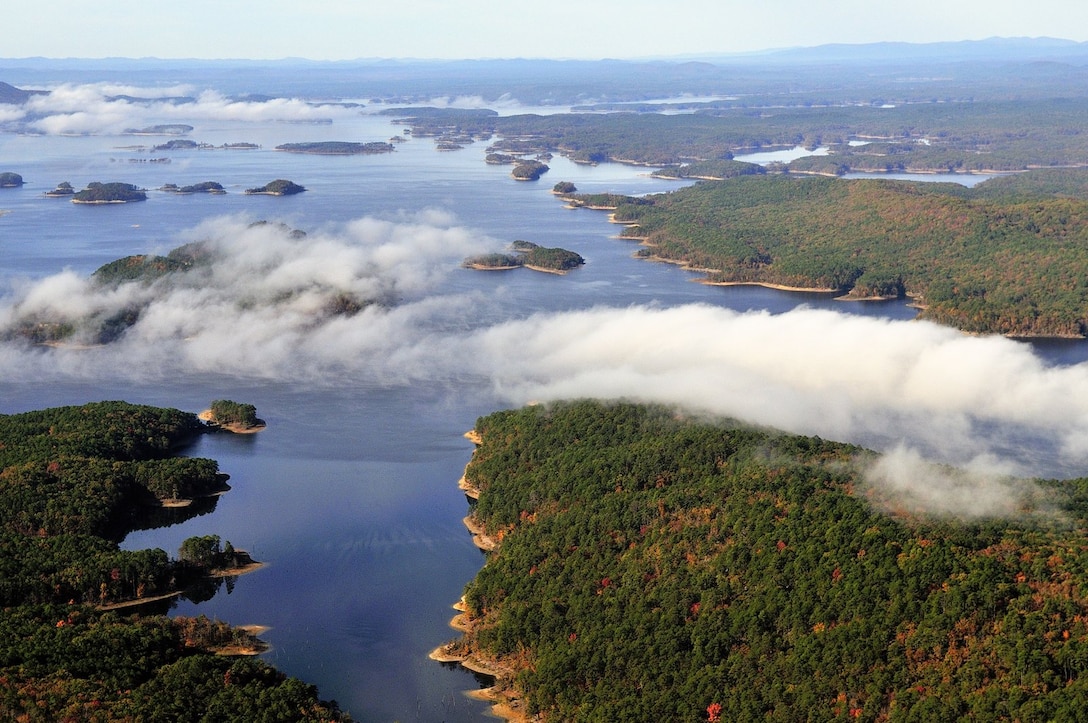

453,400,1088,722
0,401,349,721
244,179,306,195
582,170,1088,337
209,399,261,428
71,182,146,203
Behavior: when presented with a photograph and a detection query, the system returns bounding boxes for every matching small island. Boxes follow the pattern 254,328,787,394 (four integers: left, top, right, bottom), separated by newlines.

151,139,202,151
511,159,549,181
71,181,147,204
161,181,226,194
0,171,24,188
44,181,75,197
275,141,395,155
244,179,306,196
464,240,585,274
199,399,267,434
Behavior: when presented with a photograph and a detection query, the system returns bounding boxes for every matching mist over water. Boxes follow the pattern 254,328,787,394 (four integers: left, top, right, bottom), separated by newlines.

5,213,1088,478
4,82,1088,719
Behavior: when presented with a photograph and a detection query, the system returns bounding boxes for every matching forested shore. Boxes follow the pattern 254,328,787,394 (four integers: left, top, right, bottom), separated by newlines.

560,170,1088,337
0,401,349,721
444,400,1088,721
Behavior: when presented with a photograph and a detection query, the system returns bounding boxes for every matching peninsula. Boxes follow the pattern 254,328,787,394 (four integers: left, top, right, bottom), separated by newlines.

441,400,1088,721
566,169,1088,338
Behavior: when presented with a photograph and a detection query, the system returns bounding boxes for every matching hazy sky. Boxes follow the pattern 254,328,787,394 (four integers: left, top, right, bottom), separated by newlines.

6,0,1088,60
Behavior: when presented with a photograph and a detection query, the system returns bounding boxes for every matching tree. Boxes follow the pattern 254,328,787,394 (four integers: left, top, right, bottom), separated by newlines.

179,535,222,568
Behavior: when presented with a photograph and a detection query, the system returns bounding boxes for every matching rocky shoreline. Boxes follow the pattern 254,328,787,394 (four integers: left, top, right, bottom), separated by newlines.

429,429,534,722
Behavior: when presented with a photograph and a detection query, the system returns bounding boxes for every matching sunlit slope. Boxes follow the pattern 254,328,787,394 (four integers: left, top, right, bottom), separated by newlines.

606,173,1088,337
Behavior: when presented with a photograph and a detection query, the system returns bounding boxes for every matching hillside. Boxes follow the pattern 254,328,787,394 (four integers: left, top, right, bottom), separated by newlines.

588,172,1088,337
446,400,1088,721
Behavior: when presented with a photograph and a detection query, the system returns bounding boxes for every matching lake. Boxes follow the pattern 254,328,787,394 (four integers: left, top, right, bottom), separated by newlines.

1,93,1086,720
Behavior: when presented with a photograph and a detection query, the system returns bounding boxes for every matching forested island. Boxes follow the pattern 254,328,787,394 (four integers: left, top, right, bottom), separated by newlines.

2,225,378,346
464,241,584,274
200,399,267,433
161,180,226,194
152,139,201,151
245,179,306,196
0,172,24,188
0,401,350,721
275,141,395,155
555,170,1088,337
43,181,75,197
511,159,549,181
440,400,1088,721
71,181,147,204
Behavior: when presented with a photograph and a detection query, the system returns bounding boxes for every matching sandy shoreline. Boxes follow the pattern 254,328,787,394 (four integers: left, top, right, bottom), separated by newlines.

698,278,839,293
466,263,521,271
429,596,531,722
522,264,570,275
97,590,183,611
466,262,573,275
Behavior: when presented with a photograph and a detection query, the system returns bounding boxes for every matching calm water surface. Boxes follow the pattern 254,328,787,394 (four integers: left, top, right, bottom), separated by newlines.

0,106,1082,721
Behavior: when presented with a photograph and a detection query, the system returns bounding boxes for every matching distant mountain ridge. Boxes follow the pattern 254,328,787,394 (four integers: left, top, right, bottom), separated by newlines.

0,81,43,104
710,36,1088,64
2,37,1087,107
2,37,1087,67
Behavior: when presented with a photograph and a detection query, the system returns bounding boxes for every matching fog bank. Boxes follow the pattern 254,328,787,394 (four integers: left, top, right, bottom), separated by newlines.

3,214,1088,514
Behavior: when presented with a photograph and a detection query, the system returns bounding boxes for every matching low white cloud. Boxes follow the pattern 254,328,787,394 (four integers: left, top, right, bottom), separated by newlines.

3,215,1088,518
13,83,363,135
451,305,1088,471
862,444,1057,521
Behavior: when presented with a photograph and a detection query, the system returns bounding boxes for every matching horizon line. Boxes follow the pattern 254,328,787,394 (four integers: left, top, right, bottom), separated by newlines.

0,36,1083,65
